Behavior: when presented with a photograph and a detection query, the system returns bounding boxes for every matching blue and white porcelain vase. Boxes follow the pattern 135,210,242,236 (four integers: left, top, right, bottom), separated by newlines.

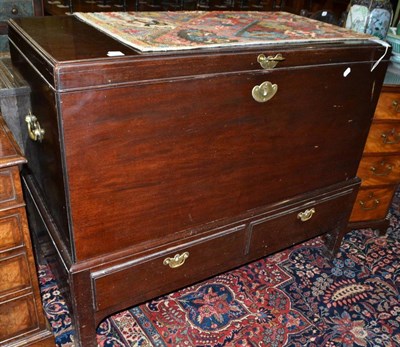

345,0,393,39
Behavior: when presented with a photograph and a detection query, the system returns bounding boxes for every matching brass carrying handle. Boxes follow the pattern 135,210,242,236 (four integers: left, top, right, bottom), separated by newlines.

381,129,400,145
257,53,285,70
25,112,45,142
163,252,189,269
252,81,278,103
370,160,393,177
297,208,315,222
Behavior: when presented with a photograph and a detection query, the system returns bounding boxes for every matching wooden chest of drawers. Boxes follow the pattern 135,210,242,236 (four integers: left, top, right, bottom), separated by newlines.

7,12,389,346
0,116,53,346
349,68,400,231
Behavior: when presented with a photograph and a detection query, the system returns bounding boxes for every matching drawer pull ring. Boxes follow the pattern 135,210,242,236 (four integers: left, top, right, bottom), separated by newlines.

370,161,393,177
252,81,278,103
381,129,400,145
257,53,285,69
163,252,189,268
297,208,315,222
359,198,380,211
25,112,45,142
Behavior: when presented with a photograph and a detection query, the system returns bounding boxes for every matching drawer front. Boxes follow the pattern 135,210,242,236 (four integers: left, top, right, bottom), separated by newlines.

356,156,400,186
247,187,357,257
93,224,246,312
0,293,39,341
0,167,24,209
374,92,400,121
364,123,400,154
0,0,33,22
0,253,30,296
61,63,375,260
349,188,395,222
0,211,24,252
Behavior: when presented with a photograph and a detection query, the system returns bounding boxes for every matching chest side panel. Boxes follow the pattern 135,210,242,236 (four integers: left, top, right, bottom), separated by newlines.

61,62,377,260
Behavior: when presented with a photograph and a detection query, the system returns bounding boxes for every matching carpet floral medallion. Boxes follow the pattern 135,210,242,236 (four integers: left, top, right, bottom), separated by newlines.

39,193,400,346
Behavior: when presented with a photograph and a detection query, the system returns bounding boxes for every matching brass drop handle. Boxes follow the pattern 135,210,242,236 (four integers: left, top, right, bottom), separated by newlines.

163,251,189,269
25,112,45,142
257,53,285,70
392,100,400,112
359,198,380,211
297,208,315,222
370,160,393,177
381,129,400,144
252,81,278,103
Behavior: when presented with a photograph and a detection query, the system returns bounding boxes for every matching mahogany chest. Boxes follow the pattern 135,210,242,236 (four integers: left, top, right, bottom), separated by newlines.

7,12,388,346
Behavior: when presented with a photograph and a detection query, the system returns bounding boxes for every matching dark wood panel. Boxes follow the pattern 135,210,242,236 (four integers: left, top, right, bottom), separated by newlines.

93,224,246,314
60,64,375,260
248,185,358,257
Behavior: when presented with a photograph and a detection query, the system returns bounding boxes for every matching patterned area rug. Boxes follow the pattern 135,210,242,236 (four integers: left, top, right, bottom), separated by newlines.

73,11,371,52
39,196,400,346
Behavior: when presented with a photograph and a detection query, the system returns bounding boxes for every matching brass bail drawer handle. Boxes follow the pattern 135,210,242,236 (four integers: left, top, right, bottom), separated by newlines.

25,112,45,142
392,100,400,112
381,129,400,145
370,160,393,177
359,198,380,211
163,251,189,269
257,53,285,70
297,208,315,222
252,81,278,103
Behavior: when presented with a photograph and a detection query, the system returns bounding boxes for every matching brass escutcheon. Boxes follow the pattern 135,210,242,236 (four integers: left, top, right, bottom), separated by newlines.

252,81,278,103
257,53,285,70
25,111,45,142
163,251,189,269
297,208,315,222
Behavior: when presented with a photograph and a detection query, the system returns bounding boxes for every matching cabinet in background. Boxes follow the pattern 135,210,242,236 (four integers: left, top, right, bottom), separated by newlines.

0,115,53,347
349,64,400,231
0,0,42,51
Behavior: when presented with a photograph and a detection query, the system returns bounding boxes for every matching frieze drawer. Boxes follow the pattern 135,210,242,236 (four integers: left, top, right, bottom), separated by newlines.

247,187,358,257
92,224,247,312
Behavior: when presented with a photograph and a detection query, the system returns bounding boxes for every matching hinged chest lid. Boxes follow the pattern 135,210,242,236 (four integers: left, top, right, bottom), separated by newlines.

8,11,388,92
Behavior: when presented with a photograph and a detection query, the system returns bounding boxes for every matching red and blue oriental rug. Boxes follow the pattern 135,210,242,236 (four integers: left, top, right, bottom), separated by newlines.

74,11,371,52
39,194,400,346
